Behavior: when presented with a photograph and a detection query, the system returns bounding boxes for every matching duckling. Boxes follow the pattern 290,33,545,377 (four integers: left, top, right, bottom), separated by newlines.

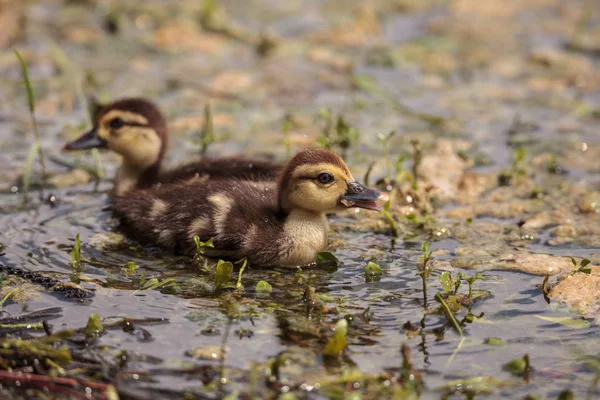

63,98,281,194
112,148,387,267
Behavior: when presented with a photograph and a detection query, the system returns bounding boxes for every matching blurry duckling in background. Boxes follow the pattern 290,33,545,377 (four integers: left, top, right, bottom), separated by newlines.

63,98,281,194
112,148,387,267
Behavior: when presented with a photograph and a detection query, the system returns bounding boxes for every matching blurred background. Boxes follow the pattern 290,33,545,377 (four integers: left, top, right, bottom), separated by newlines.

1,0,598,185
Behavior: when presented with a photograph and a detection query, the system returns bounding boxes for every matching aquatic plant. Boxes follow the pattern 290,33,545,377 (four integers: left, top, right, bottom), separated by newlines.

351,73,446,127
558,389,575,400
235,257,248,289
498,146,528,186
134,276,177,294
541,273,551,303
436,271,486,337
316,251,339,271
410,138,422,190
569,257,591,276
377,130,397,178
434,292,463,336
460,272,484,301
546,154,565,175
323,318,348,357
503,354,532,380
255,280,272,296
214,259,233,290
193,236,214,266
124,261,139,276
22,142,40,201
418,242,433,306
365,261,382,283
317,108,359,159
399,343,423,396
394,154,409,184
14,49,46,201
49,44,104,180
381,198,399,238
282,113,293,158
199,103,216,155
84,313,103,337
0,288,18,308
71,233,81,270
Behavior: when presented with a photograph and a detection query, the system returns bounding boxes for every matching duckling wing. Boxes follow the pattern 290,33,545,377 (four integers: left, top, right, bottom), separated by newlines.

112,179,284,262
159,157,281,184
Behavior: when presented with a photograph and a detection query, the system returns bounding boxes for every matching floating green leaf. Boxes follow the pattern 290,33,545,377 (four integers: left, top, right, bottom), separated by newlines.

535,315,591,329
440,271,455,294
323,318,348,357
485,337,507,346
255,280,273,295
365,261,382,283
503,354,531,378
85,313,103,337
215,259,233,289
316,251,339,271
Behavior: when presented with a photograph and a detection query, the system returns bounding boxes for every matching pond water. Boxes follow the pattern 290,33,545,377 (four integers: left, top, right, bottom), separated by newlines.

0,0,599,399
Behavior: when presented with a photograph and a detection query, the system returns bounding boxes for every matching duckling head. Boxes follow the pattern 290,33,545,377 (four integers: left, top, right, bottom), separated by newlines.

279,148,387,213
63,98,167,171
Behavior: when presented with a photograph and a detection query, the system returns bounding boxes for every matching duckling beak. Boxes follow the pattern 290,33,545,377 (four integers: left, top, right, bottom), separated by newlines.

63,128,107,151
341,181,388,211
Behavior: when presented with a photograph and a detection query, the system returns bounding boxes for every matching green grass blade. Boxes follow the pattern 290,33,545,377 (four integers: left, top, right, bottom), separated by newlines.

91,148,104,179
71,233,81,270
14,50,35,114
15,49,47,193
22,141,40,203
50,43,105,180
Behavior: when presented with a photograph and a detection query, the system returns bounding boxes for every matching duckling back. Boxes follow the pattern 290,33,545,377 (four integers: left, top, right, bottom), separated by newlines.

158,157,281,186
112,179,293,265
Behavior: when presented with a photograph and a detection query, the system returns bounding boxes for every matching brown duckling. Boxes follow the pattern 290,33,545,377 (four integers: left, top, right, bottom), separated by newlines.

63,98,281,194
112,148,387,267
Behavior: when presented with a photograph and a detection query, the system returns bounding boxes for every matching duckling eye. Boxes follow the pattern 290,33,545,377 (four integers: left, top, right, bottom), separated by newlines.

109,117,124,130
317,172,334,184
